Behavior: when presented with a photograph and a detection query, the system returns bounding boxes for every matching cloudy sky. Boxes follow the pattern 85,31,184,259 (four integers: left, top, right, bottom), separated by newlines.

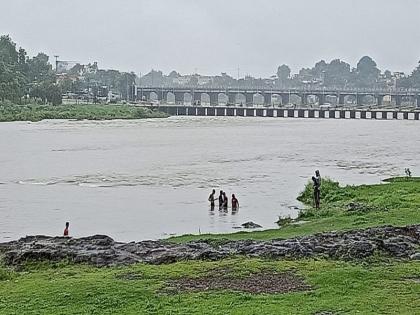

1,0,420,77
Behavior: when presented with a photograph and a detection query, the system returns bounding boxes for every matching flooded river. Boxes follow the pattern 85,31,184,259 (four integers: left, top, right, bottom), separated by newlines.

1,117,419,242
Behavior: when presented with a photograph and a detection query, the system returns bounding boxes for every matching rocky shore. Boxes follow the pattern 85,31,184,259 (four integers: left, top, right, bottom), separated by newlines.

0,225,419,267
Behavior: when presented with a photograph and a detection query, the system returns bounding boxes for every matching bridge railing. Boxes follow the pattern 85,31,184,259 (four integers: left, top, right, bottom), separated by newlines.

137,85,420,94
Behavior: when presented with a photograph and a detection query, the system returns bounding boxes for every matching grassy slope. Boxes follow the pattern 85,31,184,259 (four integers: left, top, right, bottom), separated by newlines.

0,103,168,122
0,259,419,315
0,178,419,314
171,177,420,243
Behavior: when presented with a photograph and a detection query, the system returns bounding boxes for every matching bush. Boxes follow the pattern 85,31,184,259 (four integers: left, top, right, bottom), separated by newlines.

297,177,343,205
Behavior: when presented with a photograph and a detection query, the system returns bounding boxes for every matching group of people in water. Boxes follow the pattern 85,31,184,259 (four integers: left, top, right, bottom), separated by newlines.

208,189,239,211
63,171,321,237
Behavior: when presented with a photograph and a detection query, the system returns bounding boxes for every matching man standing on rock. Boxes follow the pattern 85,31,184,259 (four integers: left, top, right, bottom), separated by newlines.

312,170,321,209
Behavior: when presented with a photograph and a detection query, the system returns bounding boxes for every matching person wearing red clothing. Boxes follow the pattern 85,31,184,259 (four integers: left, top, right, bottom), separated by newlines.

63,222,69,237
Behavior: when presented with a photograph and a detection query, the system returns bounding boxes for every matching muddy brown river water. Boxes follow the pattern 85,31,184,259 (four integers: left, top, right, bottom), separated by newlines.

0,117,419,241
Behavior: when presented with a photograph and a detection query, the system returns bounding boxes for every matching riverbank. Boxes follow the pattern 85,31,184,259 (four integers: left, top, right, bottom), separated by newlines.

0,102,168,122
0,178,419,314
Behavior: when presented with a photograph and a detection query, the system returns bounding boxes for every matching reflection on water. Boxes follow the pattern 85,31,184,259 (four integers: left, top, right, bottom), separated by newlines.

0,117,419,242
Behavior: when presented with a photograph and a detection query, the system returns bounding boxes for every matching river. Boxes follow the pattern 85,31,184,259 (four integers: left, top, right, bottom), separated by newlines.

0,117,419,242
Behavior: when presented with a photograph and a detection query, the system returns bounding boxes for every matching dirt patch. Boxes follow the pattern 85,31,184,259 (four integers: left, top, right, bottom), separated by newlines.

165,270,311,294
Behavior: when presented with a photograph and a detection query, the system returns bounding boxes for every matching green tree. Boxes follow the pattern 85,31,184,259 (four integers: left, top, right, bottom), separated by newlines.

324,59,351,87
0,36,25,101
27,53,54,83
277,64,291,83
0,35,18,64
409,61,420,88
355,56,380,87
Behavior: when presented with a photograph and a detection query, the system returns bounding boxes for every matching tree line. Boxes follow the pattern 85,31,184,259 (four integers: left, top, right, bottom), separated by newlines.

276,56,420,89
3,34,420,106
0,35,61,104
0,35,136,105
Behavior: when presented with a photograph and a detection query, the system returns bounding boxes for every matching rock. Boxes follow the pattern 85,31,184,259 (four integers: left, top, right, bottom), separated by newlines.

380,236,415,257
0,225,419,267
241,221,262,229
409,252,420,260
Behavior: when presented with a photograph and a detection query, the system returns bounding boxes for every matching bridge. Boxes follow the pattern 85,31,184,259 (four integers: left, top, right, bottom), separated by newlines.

149,105,420,121
135,86,420,107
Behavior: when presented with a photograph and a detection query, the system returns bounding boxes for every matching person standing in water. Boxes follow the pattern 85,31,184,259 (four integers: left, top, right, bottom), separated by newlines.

63,222,70,237
208,189,216,210
312,170,321,209
222,192,228,210
218,190,224,210
231,194,239,211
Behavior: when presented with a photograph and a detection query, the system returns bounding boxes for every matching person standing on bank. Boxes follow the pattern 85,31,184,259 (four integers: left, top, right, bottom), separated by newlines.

312,170,321,209
208,189,216,210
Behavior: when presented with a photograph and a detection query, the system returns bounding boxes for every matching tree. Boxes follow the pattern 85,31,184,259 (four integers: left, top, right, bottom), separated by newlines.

277,64,291,83
0,36,25,101
0,35,18,64
324,59,351,87
27,53,53,83
355,56,380,87
168,70,180,78
312,60,328,79
409,61,420,88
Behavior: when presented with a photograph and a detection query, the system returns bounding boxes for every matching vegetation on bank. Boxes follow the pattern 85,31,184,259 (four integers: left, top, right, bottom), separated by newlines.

0,178,419,314
0,102,168,122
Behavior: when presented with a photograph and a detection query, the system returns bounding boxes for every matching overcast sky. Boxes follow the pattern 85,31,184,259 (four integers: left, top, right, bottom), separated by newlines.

1,0,420,77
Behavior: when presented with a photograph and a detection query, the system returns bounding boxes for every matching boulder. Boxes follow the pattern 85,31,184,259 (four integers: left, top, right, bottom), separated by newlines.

241,222,262,229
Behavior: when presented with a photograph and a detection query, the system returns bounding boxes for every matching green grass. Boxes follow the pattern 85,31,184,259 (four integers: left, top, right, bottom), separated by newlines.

0,258,418,314
0,102,168,122
171,177,420,242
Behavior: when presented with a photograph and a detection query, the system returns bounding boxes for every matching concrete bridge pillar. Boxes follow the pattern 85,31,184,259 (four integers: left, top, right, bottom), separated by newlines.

193,92,201,105
301,94,308,105
245,93,254,106
174,92,184,104
392,95,402,106
141,91,151,101
376,95,384,106
155,90,164,101
264,93,272,106
209,92,218,106
395,95,402,107
281,93,290,105
162,91,170,103
318,94,325,106
356,94,364,105
338,94,345,105
228,93,236,105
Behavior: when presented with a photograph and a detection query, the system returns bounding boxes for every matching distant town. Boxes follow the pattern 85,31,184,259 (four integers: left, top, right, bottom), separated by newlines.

2,35,420,107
